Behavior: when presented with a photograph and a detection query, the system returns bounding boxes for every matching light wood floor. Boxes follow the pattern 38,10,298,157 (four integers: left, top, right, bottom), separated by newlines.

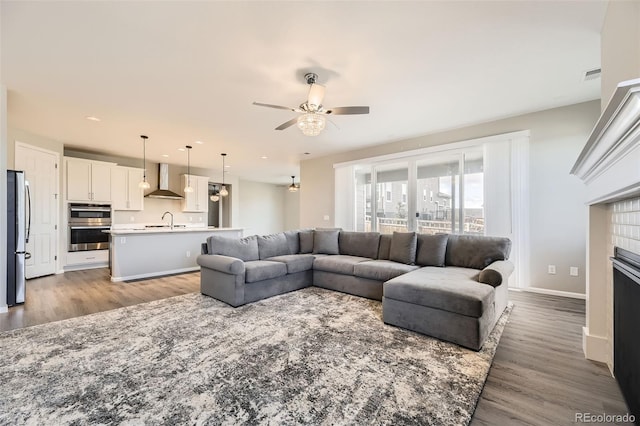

0,269,630,425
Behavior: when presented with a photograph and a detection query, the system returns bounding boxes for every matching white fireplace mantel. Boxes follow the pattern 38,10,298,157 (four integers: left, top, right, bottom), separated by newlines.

572,78,640,368
572,78,640,204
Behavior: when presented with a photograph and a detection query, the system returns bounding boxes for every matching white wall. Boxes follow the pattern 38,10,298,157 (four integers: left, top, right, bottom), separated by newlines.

301,100,600,294
283,186,300,230
0,86,7,312
600,0,640,110
238,179,285,236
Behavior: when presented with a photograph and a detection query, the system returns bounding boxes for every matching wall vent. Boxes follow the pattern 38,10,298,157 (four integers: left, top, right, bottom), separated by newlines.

583,68,602,81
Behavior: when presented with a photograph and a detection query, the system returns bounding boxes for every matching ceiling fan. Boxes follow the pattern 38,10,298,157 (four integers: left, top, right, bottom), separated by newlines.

253,73,370,136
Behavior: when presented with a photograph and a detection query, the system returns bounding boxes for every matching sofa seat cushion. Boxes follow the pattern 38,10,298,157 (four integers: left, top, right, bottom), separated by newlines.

353,260,419,282
313,255,371,275
384,267,494,318
244,260,287,283
266,254,315,274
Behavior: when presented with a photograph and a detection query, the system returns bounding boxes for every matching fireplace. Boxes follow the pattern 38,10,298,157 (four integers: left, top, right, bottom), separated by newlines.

612,247,640,420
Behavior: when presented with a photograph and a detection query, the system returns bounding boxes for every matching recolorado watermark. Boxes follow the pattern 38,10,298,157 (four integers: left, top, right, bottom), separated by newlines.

575,412,635,423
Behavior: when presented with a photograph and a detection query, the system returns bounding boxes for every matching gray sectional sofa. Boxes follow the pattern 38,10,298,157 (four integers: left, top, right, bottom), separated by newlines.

197,229,513,350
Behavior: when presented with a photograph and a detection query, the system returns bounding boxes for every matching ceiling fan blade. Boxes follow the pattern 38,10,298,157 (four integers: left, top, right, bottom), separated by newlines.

275,117,299,131
307,84,325,109
253,102,298,112
325,106,370,115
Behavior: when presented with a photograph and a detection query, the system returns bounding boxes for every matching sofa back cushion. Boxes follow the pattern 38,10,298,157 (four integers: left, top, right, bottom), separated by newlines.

377,234,392,260
299,230,314,254
257,233,290,260
339,231,380,259
389,231,417,265
313,229,340,255
207,235,259,262
415,234,449,267
283,230,301,254
445,234,512,269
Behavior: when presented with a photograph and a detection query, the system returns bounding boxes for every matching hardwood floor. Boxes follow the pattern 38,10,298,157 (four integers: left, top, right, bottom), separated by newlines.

0,270,630,424
0,268,199,332
472,291,630,425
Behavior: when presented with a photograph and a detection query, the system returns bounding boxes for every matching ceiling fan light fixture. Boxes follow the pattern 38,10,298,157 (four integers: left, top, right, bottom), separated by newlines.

297,113,325,136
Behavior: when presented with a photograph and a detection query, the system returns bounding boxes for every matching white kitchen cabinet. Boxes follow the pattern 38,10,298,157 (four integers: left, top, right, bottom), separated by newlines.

181,174,210,212
65,157,115,203
112,166,144,211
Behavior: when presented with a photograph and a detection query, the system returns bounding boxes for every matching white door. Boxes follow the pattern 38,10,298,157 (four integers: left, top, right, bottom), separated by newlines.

15,142,59,278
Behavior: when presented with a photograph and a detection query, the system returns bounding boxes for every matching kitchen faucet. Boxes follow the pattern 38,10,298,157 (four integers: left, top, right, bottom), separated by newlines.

161,211,174,229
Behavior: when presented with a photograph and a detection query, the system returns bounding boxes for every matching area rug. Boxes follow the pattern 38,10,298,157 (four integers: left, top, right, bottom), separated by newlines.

0,287,512,425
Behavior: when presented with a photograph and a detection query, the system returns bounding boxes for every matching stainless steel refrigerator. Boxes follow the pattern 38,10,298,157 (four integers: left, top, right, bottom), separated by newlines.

7,170,30,306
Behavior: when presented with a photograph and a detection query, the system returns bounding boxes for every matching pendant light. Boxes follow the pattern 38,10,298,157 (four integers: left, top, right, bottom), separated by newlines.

210,184,220,202
184,145,194,193
288,175,299,192
219,153,229,197
138,135,151,189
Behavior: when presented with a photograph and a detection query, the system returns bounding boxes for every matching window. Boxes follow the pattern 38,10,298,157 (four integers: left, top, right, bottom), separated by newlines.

348,149,484,235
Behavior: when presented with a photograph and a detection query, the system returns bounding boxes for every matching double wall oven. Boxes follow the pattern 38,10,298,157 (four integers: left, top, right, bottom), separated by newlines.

68,203,111,252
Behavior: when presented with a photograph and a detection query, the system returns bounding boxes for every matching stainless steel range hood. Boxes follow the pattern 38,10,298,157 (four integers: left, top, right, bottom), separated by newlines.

146,163,184,200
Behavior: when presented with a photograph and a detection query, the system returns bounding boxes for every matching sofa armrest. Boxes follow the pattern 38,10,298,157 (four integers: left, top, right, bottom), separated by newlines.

478,260,514,287
197,254,245,275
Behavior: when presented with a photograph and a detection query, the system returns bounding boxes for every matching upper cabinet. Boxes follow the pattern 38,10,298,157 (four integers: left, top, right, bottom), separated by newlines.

111,166,144,211
181,174,209,212
65,157,115,203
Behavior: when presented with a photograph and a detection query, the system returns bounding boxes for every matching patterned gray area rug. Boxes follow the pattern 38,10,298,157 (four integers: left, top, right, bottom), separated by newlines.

0,287,512,425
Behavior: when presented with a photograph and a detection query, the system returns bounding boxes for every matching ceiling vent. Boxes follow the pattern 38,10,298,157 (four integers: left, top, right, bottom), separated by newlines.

583,68,602,82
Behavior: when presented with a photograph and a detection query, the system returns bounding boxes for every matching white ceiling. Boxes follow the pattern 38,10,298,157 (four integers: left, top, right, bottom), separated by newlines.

1,1,606,184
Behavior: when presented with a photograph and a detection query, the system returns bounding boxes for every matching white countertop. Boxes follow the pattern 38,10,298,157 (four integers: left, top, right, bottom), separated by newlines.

105,227,243,235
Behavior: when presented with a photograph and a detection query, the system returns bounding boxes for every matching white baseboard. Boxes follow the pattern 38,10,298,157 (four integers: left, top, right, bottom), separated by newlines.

110,266,199,283
582,327,610,368
518,287,586,300
63,263,108,272
0,305,8,313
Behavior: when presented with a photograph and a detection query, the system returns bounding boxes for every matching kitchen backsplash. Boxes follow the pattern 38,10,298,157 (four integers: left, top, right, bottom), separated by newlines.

112,197,206,226
611,197,640,255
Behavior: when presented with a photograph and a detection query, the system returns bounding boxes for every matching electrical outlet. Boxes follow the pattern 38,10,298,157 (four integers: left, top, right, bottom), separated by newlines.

130,216,135,222
570,267,579,276
548,265,556,274
120,237,126,244
198,216,202,222
189,216,193,222
323,215,330,221
186,251,191,258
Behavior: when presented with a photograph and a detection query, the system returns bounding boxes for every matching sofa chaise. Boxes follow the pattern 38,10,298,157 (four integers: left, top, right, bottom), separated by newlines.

197,229,513,350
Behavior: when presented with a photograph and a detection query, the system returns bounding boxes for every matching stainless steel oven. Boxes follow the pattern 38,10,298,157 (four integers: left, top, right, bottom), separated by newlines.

68,203,111,252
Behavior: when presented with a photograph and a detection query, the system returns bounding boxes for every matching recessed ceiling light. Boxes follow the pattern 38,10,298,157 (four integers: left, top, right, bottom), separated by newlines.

224,165,231,168
261,156,268,159
177,148,185,152
195,140,203,144
162,154,169,158
85,116,101,122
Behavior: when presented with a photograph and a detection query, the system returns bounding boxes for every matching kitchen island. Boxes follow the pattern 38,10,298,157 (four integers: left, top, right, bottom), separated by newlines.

106,227,243,282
